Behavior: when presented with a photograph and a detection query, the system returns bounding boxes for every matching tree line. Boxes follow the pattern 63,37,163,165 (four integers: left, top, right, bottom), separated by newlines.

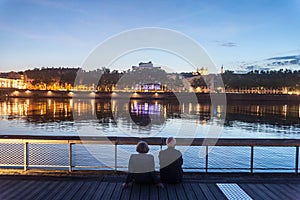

191,69,300,90
2,67,299,91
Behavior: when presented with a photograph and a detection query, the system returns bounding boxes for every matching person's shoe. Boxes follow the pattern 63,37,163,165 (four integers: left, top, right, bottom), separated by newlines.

122,183,128,189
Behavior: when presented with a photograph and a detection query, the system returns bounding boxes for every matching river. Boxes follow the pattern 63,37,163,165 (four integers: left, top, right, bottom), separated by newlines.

0,97,299,172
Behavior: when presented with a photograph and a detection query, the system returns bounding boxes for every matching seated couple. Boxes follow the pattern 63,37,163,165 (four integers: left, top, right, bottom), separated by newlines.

122,137,183,188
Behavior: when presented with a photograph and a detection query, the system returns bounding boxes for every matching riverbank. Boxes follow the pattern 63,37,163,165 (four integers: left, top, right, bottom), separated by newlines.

1,88,300,102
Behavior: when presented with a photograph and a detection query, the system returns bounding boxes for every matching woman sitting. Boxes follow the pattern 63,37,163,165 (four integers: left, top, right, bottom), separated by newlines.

122,141,163,188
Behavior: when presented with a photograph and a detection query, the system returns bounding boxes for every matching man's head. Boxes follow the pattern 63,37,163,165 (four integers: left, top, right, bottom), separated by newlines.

166,137,176,147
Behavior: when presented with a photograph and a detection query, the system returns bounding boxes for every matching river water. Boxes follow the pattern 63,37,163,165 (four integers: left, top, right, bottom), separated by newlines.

0,97,299,172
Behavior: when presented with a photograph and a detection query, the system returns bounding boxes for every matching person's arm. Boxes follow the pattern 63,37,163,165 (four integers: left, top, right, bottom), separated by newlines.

128,155,133,173
124,155,134,185
158,152,161,166
150,154,155,171
180,153,183,165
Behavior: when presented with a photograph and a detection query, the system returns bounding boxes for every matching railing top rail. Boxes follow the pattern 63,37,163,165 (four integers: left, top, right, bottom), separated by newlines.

0,135,299,146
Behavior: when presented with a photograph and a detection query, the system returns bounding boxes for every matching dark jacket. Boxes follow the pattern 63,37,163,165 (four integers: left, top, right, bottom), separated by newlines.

159,147,183,184
125,153,159,184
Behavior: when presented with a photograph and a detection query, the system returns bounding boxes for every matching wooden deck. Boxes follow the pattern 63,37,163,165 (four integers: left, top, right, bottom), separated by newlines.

0,174,299,200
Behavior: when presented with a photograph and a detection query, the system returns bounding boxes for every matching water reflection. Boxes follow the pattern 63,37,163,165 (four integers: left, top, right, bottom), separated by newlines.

0,98,299,135
225,103,300,126
0,98,74,122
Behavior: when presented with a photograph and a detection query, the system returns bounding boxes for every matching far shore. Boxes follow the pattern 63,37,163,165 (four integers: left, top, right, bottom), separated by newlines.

1,88,300,102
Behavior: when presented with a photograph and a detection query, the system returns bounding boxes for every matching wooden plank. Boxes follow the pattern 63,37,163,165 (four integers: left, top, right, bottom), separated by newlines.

272,184,295,199
32,181,65,200
0,180,16,197
190,183,206,200
248,184,282,200
100,182,116,200
264,184,294,200
69,181,93,200
166,184,179,200
24,181,52,200
182,183,199,200
149,185,159,200
80,182,101,200
110,183,123,200
91,182,108,199
287,184,300,193
278,184,300,199
54,181,83,200
0,180,31,199
6,180,37,200
239,184,265,200
18,181,51,200
249,184,279,200
139,184,149,199
199,184,217,200
130,183,140,200
175,184,188,200
120,183,133,200
44,181,73,200
238,184,257,200
0,179,13,189
158,185,168,200
206,184,227,200
0,180,14,199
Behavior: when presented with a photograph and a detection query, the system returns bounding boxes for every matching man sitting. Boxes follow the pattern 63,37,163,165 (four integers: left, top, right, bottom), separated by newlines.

159,137,183,184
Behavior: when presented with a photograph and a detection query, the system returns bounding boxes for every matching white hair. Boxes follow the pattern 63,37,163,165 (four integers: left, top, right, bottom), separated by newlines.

166,137,176,147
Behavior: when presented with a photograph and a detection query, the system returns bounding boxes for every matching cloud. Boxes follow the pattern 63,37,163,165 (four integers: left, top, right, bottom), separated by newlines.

237,54,300,73
213,40,237,47
220,42,237,47
267,55,300,61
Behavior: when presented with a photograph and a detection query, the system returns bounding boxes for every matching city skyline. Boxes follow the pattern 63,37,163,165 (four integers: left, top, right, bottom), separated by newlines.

0,0,300,72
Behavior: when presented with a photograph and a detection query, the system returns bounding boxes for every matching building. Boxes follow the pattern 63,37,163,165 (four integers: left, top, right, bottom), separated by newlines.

0,75,26,89
192,67,208,76
142,83,161,92
132,61,161,71
130,62,163,92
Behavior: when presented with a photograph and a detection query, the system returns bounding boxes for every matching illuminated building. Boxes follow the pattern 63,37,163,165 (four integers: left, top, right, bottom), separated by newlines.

0,75,26,89
131,61,161,71
192,67,208,76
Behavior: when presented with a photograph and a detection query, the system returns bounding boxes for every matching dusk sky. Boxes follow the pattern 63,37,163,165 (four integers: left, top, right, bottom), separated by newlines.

0,0,300,72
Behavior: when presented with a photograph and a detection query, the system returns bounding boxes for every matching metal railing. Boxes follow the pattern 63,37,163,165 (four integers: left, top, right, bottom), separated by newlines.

0,135,299,173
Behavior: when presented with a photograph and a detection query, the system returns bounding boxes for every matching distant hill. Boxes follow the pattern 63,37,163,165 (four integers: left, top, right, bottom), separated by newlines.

0,71,22,79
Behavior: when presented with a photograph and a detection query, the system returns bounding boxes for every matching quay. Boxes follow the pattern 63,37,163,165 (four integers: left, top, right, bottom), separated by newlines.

1,88,300,102
0,172,299,200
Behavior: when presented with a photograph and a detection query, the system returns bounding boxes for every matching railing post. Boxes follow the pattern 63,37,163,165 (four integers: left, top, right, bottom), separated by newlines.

69,143,72,172
250,146,254,173
115,142,118,173
205,146,208,173
24,142,28,171
296,146,299,174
